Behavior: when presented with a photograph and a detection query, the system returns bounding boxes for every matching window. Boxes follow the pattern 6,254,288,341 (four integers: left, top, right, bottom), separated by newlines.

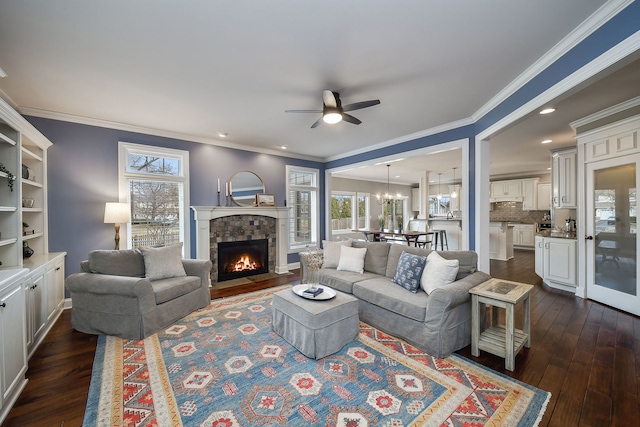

119,142,189,254
287,166,319,251
331,191,370,232
429,195,451,216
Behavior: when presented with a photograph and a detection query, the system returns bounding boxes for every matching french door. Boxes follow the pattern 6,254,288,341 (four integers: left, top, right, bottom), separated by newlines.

585,154,639,315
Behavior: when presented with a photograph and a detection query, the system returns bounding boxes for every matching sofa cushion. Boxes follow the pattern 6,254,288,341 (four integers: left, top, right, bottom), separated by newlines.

322,240,352,268
353,277,429,322
421,251,460,294
385,245,431,278
88,249,145,277
438,251,477,280
140,243,187,281
318,269,380,294
151,276,201,305
392,251,427,293
337,246,367,273
352,241,391,275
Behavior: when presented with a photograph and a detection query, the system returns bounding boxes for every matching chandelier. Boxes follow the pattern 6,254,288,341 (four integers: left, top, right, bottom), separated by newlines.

376,164,401,205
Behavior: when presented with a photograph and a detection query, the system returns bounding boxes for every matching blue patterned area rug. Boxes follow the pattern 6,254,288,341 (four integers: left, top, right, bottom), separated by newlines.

83,286,550,426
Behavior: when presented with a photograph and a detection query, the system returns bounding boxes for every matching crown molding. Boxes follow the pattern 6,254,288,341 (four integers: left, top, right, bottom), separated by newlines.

17,106,323,163
325,116,474,163
570,95,640,129
472,0,633,122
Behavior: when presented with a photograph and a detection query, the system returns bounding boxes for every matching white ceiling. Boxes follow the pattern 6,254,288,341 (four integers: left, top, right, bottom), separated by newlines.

0,0,635,184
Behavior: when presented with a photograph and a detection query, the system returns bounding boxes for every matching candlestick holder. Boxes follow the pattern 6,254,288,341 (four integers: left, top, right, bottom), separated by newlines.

217,191,221,206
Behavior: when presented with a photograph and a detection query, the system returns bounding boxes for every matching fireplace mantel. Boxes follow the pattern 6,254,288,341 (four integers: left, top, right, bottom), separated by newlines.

191,206,291,275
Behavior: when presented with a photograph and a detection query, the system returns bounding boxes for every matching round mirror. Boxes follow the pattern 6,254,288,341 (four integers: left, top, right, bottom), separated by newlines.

230,171,265,207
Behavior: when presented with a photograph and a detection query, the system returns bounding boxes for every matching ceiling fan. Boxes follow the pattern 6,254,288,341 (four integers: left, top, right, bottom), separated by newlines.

285,90,380,128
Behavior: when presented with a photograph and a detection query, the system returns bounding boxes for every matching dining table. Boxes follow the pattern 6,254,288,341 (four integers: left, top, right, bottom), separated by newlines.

353,229,434,247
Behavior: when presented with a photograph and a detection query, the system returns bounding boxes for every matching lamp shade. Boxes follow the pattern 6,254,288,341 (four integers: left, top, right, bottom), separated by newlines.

104,202,131,224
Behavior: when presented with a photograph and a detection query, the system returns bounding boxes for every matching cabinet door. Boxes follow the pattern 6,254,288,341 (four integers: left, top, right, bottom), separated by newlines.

534,236,544,277
27,272,45,349
520,225,535,247
504,181,522,197
490,182,504,197
545,238,576,286
522,180,537,210
559,151,577,208
552,154,561,207
511,225,522,245
0,280,27,402
537,183,551,210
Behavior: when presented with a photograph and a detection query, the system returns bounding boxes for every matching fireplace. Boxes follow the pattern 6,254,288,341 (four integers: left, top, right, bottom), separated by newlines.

218,239,269,282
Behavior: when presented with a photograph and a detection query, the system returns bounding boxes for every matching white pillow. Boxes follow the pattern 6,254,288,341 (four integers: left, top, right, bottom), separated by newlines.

420,251,459,294
322,240,352,268
337,246,368,274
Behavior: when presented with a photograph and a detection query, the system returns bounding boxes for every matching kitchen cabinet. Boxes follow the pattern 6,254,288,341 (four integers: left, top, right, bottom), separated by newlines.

552,148,577,208
521,179,538,210
411,187,420,212
0,269,28,423
536,183,551,210
490,180,522,199
535,235,577,292
511,224,535,247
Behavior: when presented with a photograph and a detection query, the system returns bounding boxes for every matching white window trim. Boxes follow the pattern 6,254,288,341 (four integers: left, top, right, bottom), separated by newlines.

118,141,191,257
331,190,357,234
357,192,371,229
286,165,320,253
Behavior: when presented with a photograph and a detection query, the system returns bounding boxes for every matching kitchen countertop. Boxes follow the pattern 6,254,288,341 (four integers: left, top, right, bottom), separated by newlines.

536,229,577,239
429,218,462,221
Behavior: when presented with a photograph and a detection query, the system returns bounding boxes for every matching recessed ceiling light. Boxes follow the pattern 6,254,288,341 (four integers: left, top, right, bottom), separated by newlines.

0,66,6,78
539,108,556,114
541,139,552,144
280,145,288,150
217,132,228,138
547,167,552,170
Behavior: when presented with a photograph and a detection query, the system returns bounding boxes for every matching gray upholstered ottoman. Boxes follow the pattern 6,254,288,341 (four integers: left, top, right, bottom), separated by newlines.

272,286,359,359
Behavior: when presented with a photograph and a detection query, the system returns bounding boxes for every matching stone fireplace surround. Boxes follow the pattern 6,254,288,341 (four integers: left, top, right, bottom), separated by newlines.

191,206,290,283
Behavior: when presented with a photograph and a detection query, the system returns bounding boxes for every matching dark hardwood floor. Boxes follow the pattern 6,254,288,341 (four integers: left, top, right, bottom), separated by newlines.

3,250,638,426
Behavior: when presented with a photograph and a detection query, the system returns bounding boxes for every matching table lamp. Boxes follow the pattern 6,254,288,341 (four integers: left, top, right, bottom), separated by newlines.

104,202,131,250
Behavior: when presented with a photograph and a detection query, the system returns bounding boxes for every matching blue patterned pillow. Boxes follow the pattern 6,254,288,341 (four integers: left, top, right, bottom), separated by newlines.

392,251,427,293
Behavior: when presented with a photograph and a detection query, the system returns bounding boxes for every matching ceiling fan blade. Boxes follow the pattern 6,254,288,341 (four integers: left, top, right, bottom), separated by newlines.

311,117,323,128
342,99,380,112
323,90,338,108
285,109,322,113
342,113,362,125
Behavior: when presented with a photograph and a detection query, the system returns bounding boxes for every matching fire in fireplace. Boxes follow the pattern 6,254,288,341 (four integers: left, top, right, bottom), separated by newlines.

218,239,269,282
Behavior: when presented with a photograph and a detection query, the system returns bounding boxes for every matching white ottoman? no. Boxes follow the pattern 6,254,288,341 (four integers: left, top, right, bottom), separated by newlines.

272,287,359,359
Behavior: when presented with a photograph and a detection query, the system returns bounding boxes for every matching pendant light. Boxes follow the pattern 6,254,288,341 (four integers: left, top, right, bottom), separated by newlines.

451,167,458,199
437,173,442,200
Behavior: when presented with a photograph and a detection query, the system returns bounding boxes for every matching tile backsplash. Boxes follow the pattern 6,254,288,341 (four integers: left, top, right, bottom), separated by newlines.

489,201,550,223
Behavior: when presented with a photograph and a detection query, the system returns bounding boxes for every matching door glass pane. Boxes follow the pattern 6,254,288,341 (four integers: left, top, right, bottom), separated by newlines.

594,164,637,295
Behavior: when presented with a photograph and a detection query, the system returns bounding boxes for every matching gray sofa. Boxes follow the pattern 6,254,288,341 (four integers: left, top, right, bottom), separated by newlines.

300,241,491,358
66,249,212,340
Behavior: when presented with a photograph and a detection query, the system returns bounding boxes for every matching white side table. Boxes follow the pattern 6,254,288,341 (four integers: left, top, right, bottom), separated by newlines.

470,278,533,371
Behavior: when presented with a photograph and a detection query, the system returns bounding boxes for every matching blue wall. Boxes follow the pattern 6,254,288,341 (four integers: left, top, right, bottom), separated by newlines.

26,117,324,276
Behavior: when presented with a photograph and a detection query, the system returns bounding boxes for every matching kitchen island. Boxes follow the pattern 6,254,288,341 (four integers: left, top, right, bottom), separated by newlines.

427,218,462,250
489,221,514,261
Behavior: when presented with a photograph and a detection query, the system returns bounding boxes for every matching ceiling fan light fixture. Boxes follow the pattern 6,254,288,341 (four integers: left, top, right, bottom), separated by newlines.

323,108,343,124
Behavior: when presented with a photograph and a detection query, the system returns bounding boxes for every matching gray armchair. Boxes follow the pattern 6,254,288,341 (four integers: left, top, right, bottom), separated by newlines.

66,248,212,340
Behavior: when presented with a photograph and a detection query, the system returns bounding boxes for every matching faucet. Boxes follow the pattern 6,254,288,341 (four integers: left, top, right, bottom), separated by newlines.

447,210,454,220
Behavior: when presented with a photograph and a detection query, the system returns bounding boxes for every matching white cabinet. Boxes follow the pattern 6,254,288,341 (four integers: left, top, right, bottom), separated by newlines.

511,224,535,247
411,187,420,212
489,222,514,261
536,183,551,210
0,269,28,423
490,180,522,199
535,235,577,291
23,253,66,358
521,179,538,210
552,148,577,208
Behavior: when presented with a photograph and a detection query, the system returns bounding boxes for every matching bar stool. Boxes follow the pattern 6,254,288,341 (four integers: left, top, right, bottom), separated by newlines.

431,229,449,250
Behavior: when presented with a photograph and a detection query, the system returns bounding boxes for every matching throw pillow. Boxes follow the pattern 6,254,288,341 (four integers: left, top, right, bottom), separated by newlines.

322,239,352,268
421,251,460,295
139,243,187,281
336,246,368,273
392,251,427,293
